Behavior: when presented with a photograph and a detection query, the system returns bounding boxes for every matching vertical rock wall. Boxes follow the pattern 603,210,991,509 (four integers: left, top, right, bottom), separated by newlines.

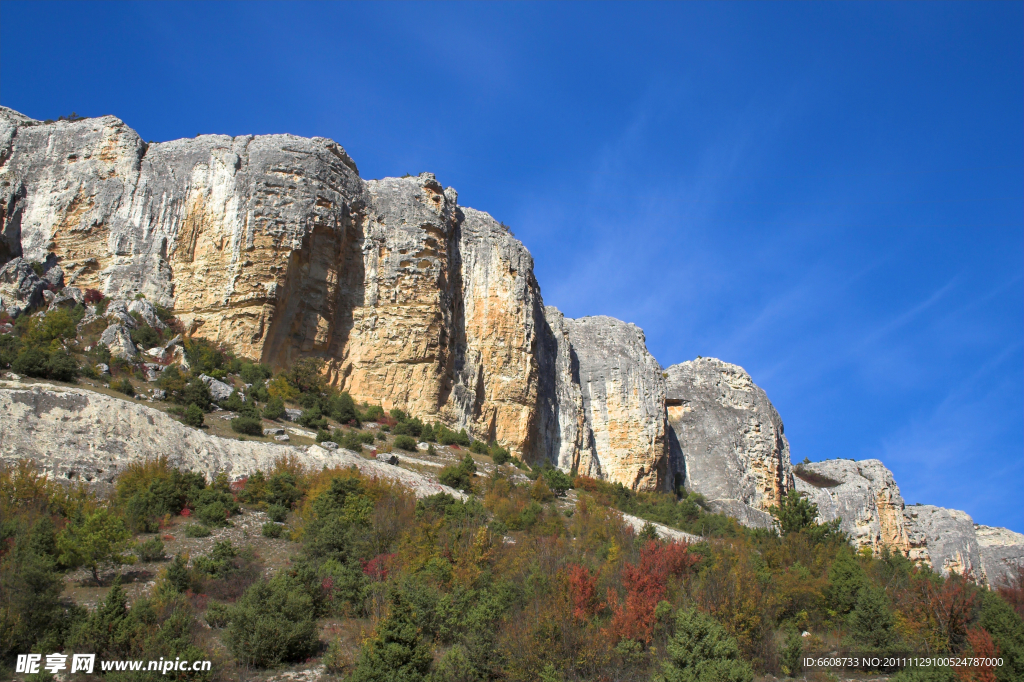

664,357,793,511
562,316,668,491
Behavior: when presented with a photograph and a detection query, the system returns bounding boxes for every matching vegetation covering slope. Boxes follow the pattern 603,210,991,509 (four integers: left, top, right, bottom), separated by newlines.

2,455,1023,682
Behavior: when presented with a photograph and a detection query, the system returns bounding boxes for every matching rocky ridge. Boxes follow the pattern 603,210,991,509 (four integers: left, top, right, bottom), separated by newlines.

0,107,1020,580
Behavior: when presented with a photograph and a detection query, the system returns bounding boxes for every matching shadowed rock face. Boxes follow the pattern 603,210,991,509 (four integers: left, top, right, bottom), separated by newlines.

664,357,793,512
0,107,667,489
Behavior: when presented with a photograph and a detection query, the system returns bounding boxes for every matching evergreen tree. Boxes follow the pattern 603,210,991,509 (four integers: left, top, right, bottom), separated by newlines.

57,508,134,584
350,591,433,682
844,585,898,654
826,548,866,616
978,591,1024,682
657,608,754,682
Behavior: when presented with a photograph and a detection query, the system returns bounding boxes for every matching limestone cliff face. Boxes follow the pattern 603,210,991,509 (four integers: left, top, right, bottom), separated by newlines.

794,459,911,555
0,107,663,487
974,525,1024,588
903,505,984,579
664,357,793,512
563,316,668,491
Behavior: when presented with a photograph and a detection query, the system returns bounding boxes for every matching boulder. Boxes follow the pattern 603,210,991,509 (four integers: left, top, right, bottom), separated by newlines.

128,299,166,329
263,428,285,436
151,388,166,400
105,299,136,329
95,363,110,375
376,453,399,465
284,408,302,422
0,257,45,316
49,286,84,310
199,374,234,402
320,441,339,450
143,364,163,382
99,324,138,361
274,434,290,442
42,264,64,288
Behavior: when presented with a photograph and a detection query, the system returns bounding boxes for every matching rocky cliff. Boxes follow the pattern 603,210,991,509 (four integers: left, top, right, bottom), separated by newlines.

1,106,1018,559
793,459,911,555
664,357,793,515
0,107,666,489
0,380,459,498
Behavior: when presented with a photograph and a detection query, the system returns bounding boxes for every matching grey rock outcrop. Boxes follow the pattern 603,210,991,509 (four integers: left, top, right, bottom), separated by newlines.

664,358,793,512
562,316,667,491
49,286,83,310
974,525,1024,588
200,374,234,402
0,382,462,499
0,257,45,315
128,298,165,329
98,324,138,361
794,459,911,555
903,505,984,579
105,299,136,329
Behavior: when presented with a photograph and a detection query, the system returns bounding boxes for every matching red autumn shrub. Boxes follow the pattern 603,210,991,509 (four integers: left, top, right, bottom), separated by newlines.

566,564,601,622
83,288,104,305
610,541,699,643
361,553,396,582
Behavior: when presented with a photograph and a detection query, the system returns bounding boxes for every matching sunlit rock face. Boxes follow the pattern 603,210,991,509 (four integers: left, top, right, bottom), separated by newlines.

664,357,793,513
0,106,660,487
974,525,1024,588
793,459,911,555
903,504,985,579
561,315,669,491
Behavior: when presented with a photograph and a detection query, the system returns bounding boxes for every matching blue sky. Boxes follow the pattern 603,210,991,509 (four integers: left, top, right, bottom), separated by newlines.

2,1,1021,531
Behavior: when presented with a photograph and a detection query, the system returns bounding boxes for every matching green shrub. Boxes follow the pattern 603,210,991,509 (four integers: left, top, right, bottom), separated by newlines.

267,504,289,523
231,416,263,436
227,574,319,668
659,608,754,682
262,522,283,538
362,405,385,422
220,389,245,412
130,324,160,349
439,455,477,493
114,377,135,396
184,403,205,427
328,391,360,425
136,538,165,562
263,395,285,420
204,601,231,628
184,523,211,538
394,435,417,451
239,362,272,386
542,467,573,496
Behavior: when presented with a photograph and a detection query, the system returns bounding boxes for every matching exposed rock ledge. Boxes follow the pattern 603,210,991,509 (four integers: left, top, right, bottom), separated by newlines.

0,381,460,499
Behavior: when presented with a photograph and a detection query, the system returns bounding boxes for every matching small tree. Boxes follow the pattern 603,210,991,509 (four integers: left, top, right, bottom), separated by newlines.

768,490,819,534
184,403,205,427
350,590,432,682
844,585,899,655
658,608,754,682
57,508,134,584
